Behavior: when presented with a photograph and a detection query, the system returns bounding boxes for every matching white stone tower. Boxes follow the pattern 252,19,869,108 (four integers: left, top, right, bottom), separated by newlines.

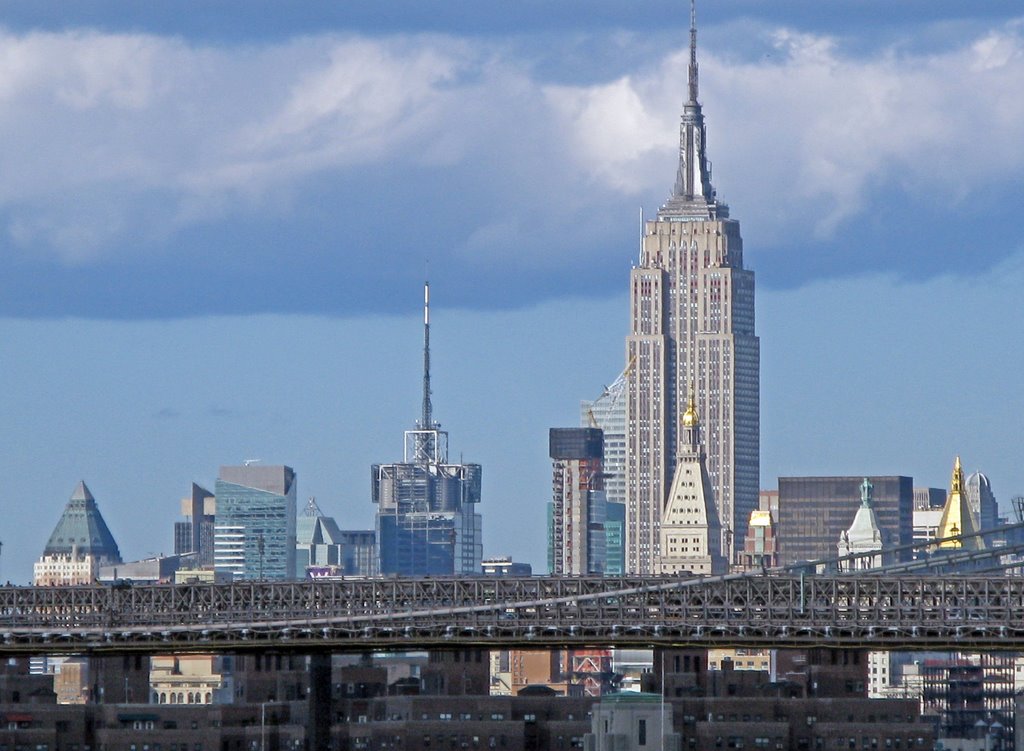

657,389,726,575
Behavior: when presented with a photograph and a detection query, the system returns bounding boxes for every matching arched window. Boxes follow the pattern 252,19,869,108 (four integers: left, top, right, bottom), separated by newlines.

205,692,212,704
170,693,176,704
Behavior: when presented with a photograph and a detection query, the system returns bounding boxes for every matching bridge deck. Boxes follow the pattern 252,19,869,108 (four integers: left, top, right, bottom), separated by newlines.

2,575,1023,654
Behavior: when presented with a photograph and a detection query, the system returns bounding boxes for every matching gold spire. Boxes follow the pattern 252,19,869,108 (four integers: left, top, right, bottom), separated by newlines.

682,387,699,427
951,455,963,494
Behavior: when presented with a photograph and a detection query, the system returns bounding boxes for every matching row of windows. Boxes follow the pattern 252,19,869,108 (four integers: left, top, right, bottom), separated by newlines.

713,739,928,750
153,691,211,704
349,736,582,750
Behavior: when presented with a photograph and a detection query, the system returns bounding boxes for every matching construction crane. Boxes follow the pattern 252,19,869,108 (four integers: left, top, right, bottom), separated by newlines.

587,355,636,423
607,354,636,409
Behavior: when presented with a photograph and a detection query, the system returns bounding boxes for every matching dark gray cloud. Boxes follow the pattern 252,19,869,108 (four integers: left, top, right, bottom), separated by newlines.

0,15,1021,318
1,1,1020,42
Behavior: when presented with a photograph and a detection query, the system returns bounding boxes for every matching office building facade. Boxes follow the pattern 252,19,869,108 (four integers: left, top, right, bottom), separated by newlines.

965,469,998,533
174,483,215,568
296,498,378,578
776,476,913,566
335,530,378,577
581,367,627,510
482,557,533,577
581,370,628,576
213,464,297,580
625,5,759,572
603,502,626,575
913,486,945,510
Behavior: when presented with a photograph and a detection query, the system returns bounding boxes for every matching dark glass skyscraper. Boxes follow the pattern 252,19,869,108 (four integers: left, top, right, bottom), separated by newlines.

776,475,913,566
372,283,483,575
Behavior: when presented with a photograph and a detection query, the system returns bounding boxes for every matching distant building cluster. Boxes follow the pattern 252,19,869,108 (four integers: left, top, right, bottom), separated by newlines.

0,646,953,750
30,284,485,587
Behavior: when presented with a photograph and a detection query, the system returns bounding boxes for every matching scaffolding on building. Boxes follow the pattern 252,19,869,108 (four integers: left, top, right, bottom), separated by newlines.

921,652,1015,741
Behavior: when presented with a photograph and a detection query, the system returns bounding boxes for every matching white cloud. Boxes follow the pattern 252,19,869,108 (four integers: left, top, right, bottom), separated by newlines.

222,39,468,182
0,30,485,262
550,19,1024,244
544,76,666,193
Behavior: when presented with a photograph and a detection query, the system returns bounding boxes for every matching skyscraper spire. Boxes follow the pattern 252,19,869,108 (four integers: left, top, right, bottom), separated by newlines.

668,0,718,211
688,0,699,105
421,281,433,429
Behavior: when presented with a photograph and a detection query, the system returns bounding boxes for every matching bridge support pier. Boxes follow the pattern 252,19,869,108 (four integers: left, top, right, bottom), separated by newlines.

309,653,332,751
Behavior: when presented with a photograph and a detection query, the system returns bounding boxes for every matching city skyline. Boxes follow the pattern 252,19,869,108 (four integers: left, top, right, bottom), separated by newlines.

1,2,1023,582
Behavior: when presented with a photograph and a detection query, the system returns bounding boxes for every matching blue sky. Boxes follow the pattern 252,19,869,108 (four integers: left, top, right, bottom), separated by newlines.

1,2,1023,582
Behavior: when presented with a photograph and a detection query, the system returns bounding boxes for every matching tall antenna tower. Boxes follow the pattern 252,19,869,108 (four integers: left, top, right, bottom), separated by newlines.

421,281,433,429
405,281,446,466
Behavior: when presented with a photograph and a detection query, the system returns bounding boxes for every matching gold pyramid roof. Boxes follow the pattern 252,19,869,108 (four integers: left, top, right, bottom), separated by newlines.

936,456,983,550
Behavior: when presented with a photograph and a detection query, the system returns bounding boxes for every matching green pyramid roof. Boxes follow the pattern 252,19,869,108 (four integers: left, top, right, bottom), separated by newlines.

42,481,122,562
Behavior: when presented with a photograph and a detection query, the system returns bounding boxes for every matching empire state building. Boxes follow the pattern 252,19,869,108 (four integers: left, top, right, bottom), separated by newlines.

625,2,759,572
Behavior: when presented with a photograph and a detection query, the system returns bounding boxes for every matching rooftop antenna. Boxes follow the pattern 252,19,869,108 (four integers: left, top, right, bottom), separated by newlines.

421,280,433,429
302,496,324,518
638,206,645,264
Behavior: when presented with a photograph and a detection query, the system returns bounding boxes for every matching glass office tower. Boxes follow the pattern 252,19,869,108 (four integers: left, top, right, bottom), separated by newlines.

214,464,297,580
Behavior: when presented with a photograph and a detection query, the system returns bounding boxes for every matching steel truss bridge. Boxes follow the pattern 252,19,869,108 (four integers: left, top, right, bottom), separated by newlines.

3,574,1024,655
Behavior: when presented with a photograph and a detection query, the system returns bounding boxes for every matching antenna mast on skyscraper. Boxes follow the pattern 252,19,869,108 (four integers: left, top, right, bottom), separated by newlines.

421,281,433,429
405,280,446,466
639,207,645,264
688,0,699,105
